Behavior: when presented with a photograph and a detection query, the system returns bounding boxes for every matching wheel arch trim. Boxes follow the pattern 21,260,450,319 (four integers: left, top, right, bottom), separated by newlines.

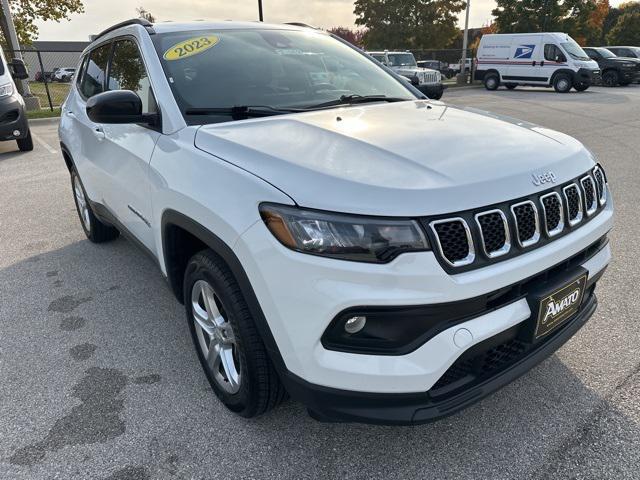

160,209,289,373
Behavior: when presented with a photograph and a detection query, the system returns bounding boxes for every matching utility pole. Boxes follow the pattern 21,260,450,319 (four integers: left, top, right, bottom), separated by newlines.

457,0,471,85
0,0,30,95
258,0,264,22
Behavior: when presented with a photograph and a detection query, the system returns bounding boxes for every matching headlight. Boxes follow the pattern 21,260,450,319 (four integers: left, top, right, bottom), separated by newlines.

0,83,13,98
260,203,430,263
621,62,635,68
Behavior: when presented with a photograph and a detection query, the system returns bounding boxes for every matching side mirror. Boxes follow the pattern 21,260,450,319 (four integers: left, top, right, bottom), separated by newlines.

86,90,158,125
9,58,29,80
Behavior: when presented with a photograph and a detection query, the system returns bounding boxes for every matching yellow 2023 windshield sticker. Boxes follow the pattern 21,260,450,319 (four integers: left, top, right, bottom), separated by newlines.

164,35,219,61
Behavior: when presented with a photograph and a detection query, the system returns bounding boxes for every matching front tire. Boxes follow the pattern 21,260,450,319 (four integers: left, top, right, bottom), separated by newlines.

574,82,589,92
184,250,286,417
17,129,33,151
602,70,619,87
71,169,119,243
484,73,499,90
553,73,572,93
505,83,517,90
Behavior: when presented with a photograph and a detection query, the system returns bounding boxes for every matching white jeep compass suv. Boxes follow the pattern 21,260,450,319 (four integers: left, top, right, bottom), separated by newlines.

59,19,613,425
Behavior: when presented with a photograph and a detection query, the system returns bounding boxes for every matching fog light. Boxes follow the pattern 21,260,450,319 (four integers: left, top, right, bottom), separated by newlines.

13,130,20,137
344,316,366,334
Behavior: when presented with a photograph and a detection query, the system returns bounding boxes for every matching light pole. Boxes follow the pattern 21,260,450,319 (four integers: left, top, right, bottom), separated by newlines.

258,0,264,21
0,0,32,97
457,0,471,85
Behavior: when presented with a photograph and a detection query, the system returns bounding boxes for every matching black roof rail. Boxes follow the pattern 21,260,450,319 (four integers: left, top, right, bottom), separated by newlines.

94,18,154,41
284,22,318,29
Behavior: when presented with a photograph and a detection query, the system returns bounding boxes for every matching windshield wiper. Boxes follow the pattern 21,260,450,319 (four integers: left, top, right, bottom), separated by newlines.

301,95,410,110
184,105,304,120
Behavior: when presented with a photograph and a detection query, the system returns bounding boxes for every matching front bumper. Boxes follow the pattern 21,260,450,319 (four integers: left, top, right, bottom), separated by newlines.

621,68,640,83
575,68,600,85
287,291,599,425
416,83,446,98
0,93,28,141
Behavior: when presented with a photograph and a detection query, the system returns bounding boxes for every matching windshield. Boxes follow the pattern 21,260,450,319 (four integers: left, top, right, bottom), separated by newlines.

596,48,616,58
561,39,590,61
387,53,417,67
152,29,416,124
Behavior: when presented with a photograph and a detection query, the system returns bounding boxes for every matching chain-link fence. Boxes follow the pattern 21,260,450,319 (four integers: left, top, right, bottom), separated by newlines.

8,48,84,111
410,48,477,82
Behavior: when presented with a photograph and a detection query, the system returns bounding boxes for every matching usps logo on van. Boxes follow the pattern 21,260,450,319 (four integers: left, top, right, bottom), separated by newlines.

514,45,536,59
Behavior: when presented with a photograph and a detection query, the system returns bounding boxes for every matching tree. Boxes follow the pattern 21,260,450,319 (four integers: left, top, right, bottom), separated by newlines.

492,0,601,45
606,11,640,44
136,7,155,23
327,27,367,47
470,22,497,51
354,0,466,50
602,1,640,42
0,0,84,45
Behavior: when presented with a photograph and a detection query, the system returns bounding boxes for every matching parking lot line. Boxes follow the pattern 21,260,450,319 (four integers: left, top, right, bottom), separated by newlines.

31,131,58,154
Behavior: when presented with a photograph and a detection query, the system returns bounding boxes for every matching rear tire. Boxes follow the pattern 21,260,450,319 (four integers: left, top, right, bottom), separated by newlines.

184,250,287,417
71,169,119,243
17,129,33,152
602,70,619,87
484,73,499,90
553,73,572,93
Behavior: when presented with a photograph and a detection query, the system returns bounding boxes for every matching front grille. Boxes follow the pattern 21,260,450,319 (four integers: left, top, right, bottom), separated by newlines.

423,71,438,83
563,184,583,226
540,192,564,237
0,109,19,125
511,201,539,247
430,219,474,266
424,166,608,272
475,210,510,257
580,175,597,216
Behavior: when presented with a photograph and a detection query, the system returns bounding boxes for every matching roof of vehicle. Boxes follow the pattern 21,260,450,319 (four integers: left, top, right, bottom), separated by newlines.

367,51,414,55
605,45,640,49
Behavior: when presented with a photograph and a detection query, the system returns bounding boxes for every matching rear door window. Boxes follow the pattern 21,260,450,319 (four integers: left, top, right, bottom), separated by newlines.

80,43,111,98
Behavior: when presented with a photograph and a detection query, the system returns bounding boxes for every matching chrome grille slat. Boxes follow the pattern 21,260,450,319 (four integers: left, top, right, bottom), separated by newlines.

580,175,598,216
510,200,540,248
474,210,511,258
592,166,607,206
540,192,564,237
563,183,583,226
429,218,475,267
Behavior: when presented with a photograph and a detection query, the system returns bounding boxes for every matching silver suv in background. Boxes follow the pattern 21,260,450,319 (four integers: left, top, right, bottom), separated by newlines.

368,50,445,99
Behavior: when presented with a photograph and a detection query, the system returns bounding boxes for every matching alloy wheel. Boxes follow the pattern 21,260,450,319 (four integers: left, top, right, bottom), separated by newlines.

73,175,91,231
191,279,241,394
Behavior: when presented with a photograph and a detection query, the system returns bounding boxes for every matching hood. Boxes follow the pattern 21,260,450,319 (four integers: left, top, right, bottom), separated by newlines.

607,56,640,64
195,100,595,216
393,66,436,76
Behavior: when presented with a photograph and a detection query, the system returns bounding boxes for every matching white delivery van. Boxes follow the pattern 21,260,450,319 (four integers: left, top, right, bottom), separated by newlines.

475,32,601,93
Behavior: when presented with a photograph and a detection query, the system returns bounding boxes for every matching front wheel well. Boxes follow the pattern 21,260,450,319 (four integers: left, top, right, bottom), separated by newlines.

163,223,209,303
60,144,74,173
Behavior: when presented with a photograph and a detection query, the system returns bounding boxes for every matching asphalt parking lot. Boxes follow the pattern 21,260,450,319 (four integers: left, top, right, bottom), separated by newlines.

1,85,639,480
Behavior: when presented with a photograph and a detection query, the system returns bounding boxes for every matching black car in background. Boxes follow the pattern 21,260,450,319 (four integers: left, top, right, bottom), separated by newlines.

583,47,640,86
417,60,451,78
605,46,640,59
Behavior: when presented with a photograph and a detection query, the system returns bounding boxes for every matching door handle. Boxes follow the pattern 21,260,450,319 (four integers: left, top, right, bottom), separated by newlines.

93,126,105,141
532,61,537,66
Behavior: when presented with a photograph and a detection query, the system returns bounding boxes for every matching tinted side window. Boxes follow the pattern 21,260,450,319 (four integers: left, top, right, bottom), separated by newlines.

585,49,598,60
108,39,156,114
80,43,111,98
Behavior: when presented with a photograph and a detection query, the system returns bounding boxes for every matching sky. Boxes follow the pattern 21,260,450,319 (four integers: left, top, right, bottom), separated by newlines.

34,0,627,42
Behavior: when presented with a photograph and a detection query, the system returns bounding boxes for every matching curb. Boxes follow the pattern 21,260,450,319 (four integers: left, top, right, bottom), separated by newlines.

28,117,61,126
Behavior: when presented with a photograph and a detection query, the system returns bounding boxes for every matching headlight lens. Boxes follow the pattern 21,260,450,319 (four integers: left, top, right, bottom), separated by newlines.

260,204,430,263
0,83,13,98
622,62,635,68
